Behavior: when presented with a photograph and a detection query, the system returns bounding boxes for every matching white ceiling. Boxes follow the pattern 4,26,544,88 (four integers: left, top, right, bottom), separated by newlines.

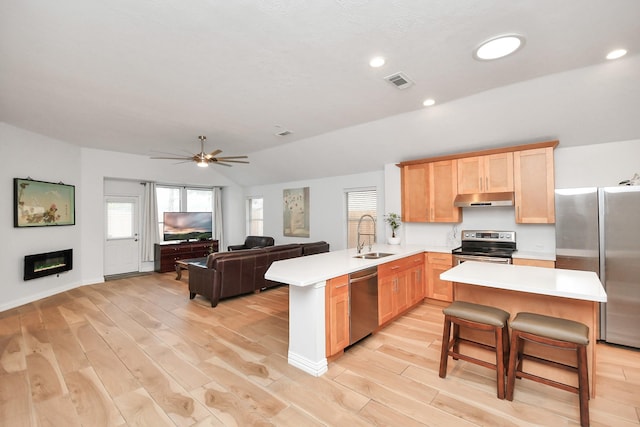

1,1,640,186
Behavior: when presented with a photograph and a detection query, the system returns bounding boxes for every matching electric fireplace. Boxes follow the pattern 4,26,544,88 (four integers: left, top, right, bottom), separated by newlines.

24,249,73,280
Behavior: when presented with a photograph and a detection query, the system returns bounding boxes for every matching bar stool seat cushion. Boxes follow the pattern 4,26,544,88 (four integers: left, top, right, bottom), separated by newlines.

510,312,589,345
443,301,510,327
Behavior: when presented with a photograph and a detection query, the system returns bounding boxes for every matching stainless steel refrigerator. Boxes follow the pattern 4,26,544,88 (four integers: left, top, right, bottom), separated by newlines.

555,186,640,348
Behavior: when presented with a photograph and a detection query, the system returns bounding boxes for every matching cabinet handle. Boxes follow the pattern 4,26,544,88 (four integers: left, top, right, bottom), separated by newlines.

485,177,488,191
335,283,348,289
391,266,400,270
479,177,483,192
430,208,434,220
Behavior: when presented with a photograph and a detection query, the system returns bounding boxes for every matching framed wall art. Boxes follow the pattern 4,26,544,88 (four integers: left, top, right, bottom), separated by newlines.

14,178,76,227
283,187,309,237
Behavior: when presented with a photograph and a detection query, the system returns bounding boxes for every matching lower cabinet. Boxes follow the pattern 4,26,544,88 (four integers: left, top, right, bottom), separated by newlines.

325,275,350,357
426,252,453,302
512,258,555,268
378,254,425,326
407,254,425,306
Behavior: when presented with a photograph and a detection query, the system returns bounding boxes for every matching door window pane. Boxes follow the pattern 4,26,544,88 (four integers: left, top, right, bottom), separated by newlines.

107,201,134,239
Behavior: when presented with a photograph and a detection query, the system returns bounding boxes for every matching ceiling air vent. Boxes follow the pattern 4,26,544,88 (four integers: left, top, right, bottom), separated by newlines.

384,72,414,89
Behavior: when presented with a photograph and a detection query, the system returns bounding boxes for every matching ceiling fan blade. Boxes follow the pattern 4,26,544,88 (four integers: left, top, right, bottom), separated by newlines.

150,150,189,157
212,161,232,167
172,160,195,165
207,149,222,158
150,156,193,160
215,155,249,160
215,159,250,164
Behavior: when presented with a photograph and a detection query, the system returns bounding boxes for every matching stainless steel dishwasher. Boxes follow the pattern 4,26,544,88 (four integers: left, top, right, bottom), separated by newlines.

349,266,379,345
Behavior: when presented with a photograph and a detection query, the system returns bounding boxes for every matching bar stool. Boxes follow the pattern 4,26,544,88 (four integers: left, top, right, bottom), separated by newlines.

439,301,511,399
506,312,590,427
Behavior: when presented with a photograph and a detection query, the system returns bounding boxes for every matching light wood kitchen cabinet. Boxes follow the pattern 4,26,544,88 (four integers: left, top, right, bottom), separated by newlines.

429,160,461,223
399,140,558,225
426,252,453,302
401,163,430,222
514,147,556,223
325,275,350,357
401,160,461,223
378,254,425,326
457,153,514,194
406,254,425,306
512,258,555,268
378,259,407,325
377,270,396,325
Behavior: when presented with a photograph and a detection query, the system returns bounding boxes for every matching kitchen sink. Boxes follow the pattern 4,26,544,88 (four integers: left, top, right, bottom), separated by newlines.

353,252,395,260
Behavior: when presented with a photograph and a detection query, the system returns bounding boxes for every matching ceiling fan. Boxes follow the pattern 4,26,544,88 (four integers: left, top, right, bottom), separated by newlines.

151,135,249,168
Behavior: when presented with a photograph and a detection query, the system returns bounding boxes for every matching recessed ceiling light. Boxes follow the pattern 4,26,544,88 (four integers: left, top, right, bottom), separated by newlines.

474,34,525,60
369,56,386,68
606,49,627,60
423,98,436,107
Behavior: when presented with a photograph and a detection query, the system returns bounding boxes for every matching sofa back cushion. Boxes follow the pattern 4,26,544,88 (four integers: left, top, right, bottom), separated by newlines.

244,236,275,249
301,241,330,256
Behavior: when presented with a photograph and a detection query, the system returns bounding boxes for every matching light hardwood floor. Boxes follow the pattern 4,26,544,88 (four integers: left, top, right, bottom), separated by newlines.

1,272,638,426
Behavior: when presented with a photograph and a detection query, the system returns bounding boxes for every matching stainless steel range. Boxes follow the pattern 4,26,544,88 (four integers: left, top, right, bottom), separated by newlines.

452,230,516,265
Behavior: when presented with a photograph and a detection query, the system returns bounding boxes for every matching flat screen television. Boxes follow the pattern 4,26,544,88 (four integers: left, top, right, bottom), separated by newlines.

163,212,213,241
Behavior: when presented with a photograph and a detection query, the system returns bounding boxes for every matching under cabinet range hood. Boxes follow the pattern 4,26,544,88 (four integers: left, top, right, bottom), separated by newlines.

453,192,515,208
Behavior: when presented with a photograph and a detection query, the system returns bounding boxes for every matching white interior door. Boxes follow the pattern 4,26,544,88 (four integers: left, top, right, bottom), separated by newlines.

104,196,140,275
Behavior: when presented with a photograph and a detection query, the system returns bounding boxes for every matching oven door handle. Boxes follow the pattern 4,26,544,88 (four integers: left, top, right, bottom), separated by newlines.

453,255,511,264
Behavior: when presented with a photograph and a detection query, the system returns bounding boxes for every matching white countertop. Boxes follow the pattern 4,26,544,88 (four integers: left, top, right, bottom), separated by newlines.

441,261,607,302
266,244,427,287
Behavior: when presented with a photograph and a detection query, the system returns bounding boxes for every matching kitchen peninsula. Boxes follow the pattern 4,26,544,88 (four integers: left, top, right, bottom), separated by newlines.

265,244,451,376
441,261,606,396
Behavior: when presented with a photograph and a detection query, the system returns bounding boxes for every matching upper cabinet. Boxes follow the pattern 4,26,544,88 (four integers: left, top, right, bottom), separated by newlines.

401,163,430,222
399,140,558,224
429,160,461,223
401,160,461,223
457,153,514,194
514,147,556,223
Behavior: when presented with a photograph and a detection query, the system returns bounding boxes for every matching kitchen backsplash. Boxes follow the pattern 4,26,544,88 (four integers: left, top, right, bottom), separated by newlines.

403,207,556,253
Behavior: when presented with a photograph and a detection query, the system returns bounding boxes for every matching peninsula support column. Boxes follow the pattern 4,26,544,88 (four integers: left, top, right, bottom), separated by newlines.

287,281,328,376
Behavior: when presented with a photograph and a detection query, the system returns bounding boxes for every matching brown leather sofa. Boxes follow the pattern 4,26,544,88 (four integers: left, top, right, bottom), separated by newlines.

188,241,329,306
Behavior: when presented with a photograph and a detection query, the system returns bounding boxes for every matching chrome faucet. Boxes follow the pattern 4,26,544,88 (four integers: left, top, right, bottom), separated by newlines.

356,214,376,253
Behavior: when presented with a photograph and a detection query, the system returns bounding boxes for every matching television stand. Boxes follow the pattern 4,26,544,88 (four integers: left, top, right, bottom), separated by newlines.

154,240,218,273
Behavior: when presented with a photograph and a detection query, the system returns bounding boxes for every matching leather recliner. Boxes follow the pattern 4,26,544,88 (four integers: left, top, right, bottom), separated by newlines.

227,235,275,251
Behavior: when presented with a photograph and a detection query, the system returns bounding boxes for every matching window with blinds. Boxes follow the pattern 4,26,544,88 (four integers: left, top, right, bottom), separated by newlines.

247,197,264,235
346,189,377,249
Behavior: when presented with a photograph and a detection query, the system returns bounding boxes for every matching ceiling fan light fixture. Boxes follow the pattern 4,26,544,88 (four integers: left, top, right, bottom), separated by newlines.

474,34,525,60
197,160,209,168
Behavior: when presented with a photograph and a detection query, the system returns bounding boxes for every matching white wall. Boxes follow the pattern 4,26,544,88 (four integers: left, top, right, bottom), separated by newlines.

245,171,385,251
555,139,640,189
0,123,83,311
